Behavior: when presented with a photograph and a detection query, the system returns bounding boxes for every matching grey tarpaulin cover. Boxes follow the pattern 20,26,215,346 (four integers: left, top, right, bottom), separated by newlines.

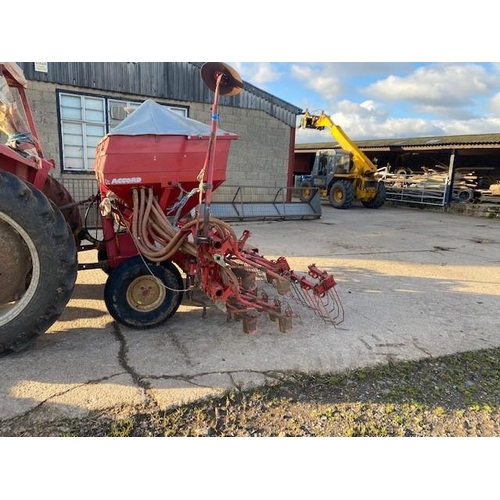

108,99,236,137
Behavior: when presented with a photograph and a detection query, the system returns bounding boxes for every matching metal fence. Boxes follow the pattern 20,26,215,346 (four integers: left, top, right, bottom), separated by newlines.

381,174,449,207
58,177,101,229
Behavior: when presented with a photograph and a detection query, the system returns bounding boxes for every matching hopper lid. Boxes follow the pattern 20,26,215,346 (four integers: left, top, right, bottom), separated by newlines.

108,99,237,138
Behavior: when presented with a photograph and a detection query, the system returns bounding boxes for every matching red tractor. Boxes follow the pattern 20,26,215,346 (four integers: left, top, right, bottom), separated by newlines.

0,62,80,353
0,62,343,356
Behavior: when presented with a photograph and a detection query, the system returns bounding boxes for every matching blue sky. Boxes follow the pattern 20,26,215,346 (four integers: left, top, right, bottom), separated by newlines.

230,62,500,144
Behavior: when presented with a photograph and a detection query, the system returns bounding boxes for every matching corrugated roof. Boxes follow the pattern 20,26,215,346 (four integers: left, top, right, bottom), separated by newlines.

296,132,500,152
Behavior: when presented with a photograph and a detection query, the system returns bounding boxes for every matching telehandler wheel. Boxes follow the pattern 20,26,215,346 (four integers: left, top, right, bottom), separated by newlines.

362,182,386,209
329,180,355,209
104,256,184,329
299,180,314,202
0,171,78,354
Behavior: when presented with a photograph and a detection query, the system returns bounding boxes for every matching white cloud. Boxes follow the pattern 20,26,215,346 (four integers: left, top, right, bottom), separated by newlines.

366,63,500,110
231,62,281,86
438,117,500,135
359,100,377,112
291,64,343,100
296,113,500,143
296,99,415,141
296,116,432,142
490,91,500,115
290,62,412,103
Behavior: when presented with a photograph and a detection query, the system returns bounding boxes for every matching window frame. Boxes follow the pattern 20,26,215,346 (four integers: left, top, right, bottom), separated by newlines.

56,89,189,173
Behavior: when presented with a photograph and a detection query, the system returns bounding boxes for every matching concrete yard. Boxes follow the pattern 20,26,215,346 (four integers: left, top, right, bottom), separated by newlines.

1,204,499,424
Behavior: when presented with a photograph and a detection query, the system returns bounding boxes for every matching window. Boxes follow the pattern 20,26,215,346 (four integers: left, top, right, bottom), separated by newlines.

58,92,188,172
59,94,105,172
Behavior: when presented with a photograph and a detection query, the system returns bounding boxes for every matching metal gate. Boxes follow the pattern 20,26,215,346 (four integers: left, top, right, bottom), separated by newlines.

381,173,450,207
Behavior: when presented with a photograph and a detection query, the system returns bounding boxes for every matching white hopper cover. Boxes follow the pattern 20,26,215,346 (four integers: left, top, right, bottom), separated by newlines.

108,99,236,137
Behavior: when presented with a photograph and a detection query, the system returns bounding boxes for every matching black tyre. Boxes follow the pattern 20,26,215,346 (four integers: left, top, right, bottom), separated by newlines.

0,170,78,354
362,182,386,209
299,180,314,202
456,189,473,203
328,180,355,209
104,256,184,329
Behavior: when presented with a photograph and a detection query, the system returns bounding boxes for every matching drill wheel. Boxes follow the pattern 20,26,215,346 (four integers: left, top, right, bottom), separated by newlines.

104,256,184,329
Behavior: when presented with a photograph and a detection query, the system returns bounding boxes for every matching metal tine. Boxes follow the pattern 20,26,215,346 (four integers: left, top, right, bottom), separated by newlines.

315,287,344,325
289,278,344,326
292,281,327,320
306,290,331,321
289,280,309,307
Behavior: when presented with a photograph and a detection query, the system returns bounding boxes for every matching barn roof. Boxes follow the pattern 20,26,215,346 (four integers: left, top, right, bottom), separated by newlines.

296,133,500,152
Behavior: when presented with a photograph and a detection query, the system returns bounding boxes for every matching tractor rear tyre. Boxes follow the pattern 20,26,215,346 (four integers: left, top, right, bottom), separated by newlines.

299,180,314,202
362,182,386,209
329,180,355,209
0,170,78,354
104,256,184,329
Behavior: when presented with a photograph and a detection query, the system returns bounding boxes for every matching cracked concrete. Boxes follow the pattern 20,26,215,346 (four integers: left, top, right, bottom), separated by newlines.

1,204,499,426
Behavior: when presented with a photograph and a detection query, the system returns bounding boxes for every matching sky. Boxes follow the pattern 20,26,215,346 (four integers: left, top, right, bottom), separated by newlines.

230,62,500,144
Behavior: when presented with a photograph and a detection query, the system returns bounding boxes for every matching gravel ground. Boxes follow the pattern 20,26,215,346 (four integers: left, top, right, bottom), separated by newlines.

1,345,499,437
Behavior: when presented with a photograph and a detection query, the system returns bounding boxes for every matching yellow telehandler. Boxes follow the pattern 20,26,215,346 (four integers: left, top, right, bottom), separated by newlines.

298,110,385,209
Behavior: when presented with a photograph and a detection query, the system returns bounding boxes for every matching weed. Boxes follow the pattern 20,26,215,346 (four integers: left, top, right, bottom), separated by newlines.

109,418,134,437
